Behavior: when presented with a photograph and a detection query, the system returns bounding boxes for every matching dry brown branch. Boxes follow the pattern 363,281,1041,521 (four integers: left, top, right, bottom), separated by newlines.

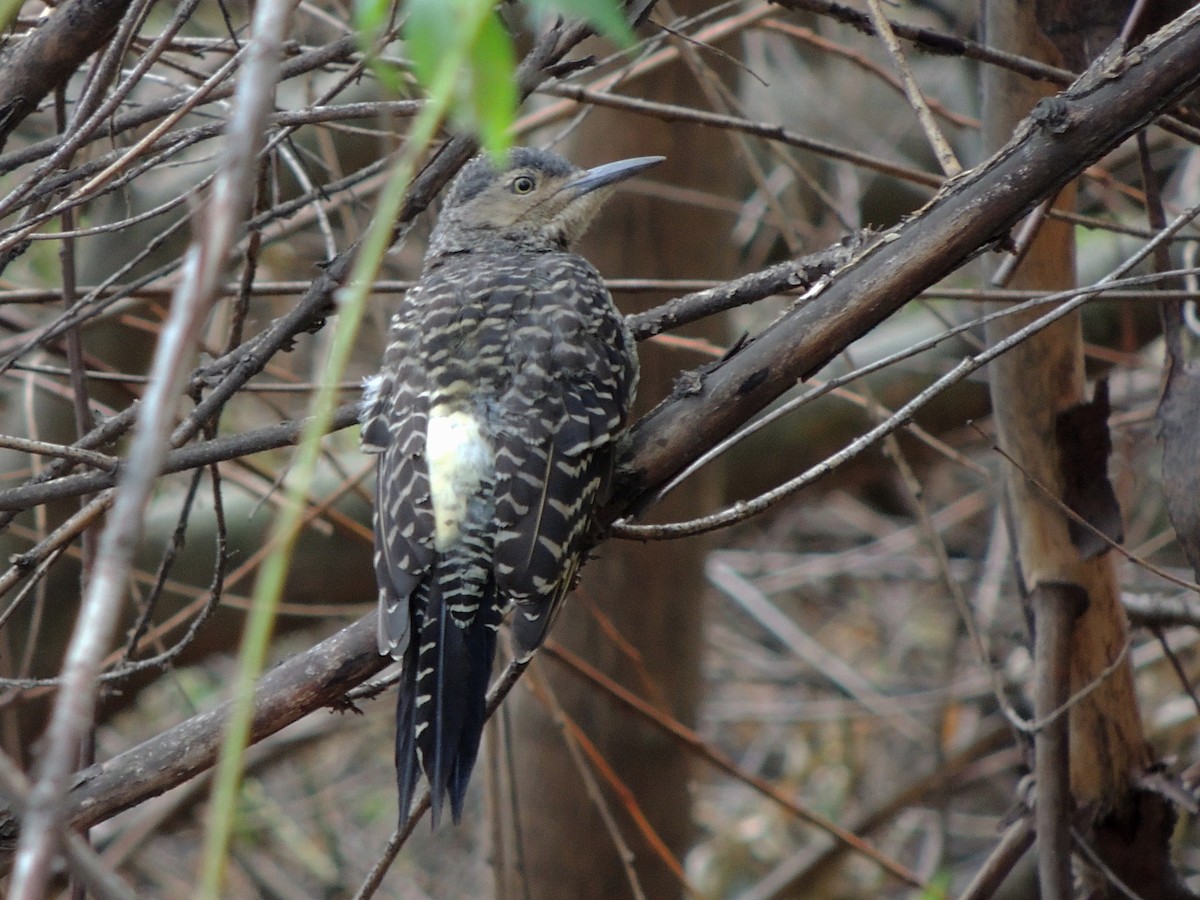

774,0,1075,84
0,0,135,151
0,34,361,178
614,8,1200,507
862,0,962,176
3,615,386,845
541,82,944,189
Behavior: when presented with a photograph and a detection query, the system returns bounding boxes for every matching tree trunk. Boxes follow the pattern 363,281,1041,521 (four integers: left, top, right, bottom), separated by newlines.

981,3,1189,897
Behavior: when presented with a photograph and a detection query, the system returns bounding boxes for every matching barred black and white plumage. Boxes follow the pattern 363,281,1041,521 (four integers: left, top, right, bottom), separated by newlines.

361,147,661,828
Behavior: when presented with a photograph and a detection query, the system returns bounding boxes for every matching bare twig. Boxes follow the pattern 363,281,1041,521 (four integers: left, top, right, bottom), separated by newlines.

862,0,961,176
524,663,648,900
541,82,942,188
542,642,927,890
1123,592,1200,629
0,750,136,900
957,818,1035,900
1031,584,1085,899
9,0,295,891
0,435,115,472
706,558,928,740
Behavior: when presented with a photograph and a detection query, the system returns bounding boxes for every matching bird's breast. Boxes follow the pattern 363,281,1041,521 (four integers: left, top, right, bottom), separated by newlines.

425,403,495,551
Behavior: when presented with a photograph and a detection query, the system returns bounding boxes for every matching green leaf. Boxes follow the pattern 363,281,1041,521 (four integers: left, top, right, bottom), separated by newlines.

401,0,517,154
0,0,23,35
526,0,636,47
404,0,459,91
353,0,406,95
915,871,952,899
467,14,517,156
353,0,392,35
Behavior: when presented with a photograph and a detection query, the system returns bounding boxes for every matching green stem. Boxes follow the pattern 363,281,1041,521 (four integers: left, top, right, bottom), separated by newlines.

196,3,499,894
0,0,22,34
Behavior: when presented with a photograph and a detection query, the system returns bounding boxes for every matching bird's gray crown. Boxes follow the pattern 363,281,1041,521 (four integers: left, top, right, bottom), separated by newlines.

444,148,576,210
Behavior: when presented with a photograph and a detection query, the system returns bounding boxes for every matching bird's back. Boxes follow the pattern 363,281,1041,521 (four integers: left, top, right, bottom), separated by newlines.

362,248,638,826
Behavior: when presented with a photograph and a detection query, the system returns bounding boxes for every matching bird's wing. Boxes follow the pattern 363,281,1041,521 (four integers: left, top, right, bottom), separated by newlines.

491,260,637,658
367,272,503,826
361,316,436,659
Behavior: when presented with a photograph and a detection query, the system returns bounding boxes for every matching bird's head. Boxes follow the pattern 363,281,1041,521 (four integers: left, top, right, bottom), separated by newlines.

426,147,663,260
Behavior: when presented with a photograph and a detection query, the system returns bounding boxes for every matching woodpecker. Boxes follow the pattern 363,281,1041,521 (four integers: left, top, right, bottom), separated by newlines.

361,147,661,828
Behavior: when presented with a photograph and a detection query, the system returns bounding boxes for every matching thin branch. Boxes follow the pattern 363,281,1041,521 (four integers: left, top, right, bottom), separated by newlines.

0,750,136,900
862,0,961,176
542,642,927,890
1123,592,1200,629
524,663,648,900
706,558,929,741
0,34,360,178
759,18,977,130
0,435,115,472
612,12,1200,524
957,818,1035,900
541,82,943,189
774,0,1074,84
9,0,294,891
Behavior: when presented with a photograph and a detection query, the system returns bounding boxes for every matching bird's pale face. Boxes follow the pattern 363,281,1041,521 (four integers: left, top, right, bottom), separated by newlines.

450,163,609,249
426,150,664,259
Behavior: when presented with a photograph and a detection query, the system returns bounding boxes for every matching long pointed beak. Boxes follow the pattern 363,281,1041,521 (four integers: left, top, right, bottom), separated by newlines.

565,155,665,197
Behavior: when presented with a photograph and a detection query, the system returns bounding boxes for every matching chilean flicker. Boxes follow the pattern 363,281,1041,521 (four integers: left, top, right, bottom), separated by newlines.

360,147,661,827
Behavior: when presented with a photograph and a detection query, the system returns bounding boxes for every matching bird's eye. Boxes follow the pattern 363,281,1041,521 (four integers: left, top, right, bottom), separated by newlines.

511,175,536,194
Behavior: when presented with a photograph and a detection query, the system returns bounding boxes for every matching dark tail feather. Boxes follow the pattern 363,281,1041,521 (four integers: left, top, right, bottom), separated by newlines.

394,587,497,827
394,637,422,831
447,590,502,821
425,595,468,826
